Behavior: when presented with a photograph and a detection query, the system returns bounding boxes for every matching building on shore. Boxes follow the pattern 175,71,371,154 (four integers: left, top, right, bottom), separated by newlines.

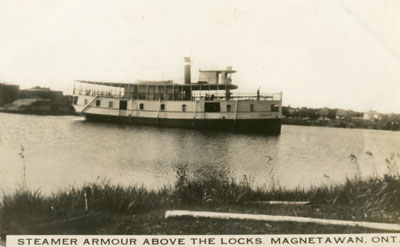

336,109,348,119
3,98,74,115
363,110,382,121
318,107,329,120
18,86,64,103
0,83,19,107
0,85,75,115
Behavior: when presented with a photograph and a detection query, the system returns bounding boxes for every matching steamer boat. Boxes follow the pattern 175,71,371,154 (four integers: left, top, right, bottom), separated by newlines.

72,58,282,134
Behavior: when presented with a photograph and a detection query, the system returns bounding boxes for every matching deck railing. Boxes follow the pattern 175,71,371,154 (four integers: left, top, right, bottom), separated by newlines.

191,93,282,101
74,90,282,101
73,84,282,102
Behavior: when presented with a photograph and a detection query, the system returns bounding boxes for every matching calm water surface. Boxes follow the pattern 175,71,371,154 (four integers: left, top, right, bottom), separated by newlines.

0,113,399,194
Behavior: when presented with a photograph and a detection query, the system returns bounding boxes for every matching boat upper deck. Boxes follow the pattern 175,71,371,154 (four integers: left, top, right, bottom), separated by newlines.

73,80,281,102
75,80,238,90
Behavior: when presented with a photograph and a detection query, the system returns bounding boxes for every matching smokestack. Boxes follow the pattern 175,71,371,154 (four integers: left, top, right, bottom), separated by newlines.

184,57,191,84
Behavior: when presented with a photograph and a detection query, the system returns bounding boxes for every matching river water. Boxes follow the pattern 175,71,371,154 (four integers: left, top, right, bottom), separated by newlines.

0,113,399,194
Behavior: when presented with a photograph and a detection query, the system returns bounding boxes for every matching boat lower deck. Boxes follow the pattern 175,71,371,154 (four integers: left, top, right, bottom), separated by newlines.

84,113,281,135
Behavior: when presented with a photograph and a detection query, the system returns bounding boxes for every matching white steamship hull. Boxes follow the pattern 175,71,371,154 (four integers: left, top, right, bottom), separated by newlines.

74,97,282,135
72,57,283,135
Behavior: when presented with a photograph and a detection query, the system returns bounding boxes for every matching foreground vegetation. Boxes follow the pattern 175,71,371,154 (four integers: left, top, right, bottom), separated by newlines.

1,162,400,235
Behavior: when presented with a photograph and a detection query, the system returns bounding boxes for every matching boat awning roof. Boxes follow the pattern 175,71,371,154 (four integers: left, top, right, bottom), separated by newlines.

75,80,238,90
199,69,237,73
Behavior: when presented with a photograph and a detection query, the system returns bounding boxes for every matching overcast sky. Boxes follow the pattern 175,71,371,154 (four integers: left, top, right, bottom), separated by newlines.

1,0,400,113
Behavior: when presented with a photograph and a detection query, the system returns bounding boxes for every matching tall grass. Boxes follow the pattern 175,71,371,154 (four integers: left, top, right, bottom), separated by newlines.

0,182,172,230
174,164,251,205
173,164,400,211
1,156,400,232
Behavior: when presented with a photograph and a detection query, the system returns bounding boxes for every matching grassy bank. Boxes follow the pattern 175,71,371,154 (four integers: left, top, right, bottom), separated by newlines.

1,164,400,235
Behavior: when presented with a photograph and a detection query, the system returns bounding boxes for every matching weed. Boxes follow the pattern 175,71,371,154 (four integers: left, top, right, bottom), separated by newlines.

1,159,400,233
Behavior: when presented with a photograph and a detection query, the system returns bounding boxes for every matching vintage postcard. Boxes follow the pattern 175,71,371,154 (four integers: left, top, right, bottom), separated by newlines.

0,0,399,246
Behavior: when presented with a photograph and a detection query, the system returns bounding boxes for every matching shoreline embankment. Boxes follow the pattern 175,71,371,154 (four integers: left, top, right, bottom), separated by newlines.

282,117,400,131
1,163,399,235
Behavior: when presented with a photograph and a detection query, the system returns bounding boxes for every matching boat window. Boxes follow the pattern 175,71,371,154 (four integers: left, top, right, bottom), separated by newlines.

148,85,156,100
119,100,127,110
205,102,220,112
138,85,147,100
182,104,186,112
140,103,144,110
174,87,182,101
108,101,113,108
131,85,138,99
96,100,101,107
138,93,146,100
166,86,173,100
271,104,279,112
160,104,165,111
250,104,254,112
157,86,165,100
226,104,231,112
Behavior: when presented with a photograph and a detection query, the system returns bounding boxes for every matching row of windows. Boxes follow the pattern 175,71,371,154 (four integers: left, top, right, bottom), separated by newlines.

85,99,278,113
140,103,185,112
138,103,236,112
84,99,116,108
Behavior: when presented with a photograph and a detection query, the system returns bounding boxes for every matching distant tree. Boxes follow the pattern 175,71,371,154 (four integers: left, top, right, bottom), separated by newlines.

328,108,337,119
298,107,318,119
282,106,289,117
31,86,51,90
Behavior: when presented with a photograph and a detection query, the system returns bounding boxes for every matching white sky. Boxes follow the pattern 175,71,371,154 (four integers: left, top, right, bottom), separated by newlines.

1,0,400,113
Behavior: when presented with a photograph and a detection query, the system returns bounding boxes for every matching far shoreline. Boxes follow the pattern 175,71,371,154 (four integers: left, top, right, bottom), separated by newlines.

282,117,400,132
